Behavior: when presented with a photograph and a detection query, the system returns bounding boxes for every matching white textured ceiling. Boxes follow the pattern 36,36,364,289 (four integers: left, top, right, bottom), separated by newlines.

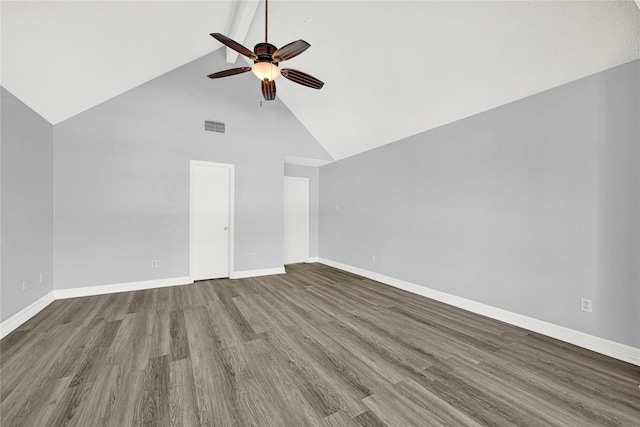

2,1,639,160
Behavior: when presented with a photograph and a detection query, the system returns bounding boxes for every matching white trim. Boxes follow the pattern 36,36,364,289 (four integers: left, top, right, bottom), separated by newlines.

284,155,333,167
318,258,640,366
1,276,192,339
190,160,235,280
1,292,56,339
53,276,192,300
306,257,319,263
230,267,286,279
305,178,310,264
6,260,636,367
228,165,236,277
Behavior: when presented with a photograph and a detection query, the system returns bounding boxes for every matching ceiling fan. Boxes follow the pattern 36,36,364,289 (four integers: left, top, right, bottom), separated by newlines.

207,0,324,101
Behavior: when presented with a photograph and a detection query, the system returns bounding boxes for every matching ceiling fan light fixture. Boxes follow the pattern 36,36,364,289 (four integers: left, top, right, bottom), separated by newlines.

252,62,280,82
207,0,323,100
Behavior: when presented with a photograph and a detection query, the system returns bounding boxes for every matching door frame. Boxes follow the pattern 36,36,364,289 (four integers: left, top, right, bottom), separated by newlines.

189,160,235,281
283,176,309,264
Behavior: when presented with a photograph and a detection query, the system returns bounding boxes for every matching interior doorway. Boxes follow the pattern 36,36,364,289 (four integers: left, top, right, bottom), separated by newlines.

284,176,309,264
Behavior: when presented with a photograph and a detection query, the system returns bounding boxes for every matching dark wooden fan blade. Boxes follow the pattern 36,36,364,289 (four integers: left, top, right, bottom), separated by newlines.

272,40,310,62
210,33,257,60
262,80,276,101
280,69,324,89
207,67,252,79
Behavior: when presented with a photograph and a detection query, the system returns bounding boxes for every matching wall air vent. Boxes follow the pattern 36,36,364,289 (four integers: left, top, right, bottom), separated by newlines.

203,120,225,133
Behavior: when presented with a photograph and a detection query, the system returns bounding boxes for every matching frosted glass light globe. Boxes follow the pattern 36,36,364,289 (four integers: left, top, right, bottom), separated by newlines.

252,62,281,82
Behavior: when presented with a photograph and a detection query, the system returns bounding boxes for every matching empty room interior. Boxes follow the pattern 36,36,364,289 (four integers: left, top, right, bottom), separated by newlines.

1,1,639,426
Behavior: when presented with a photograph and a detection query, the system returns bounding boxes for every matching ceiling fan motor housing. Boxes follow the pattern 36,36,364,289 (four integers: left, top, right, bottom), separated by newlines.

254,43,278,63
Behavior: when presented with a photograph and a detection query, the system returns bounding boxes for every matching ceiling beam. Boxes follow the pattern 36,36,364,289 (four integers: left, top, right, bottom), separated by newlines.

225,0,260,64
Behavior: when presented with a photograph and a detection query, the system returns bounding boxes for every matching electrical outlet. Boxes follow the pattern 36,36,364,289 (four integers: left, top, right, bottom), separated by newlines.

39,273,44,283
151,260,158,268
581,297,592,313
251,253,257,260
371,254,376,263
22,280,27,291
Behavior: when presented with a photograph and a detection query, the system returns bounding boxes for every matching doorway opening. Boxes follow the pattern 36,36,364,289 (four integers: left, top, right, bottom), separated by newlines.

284,176,309,265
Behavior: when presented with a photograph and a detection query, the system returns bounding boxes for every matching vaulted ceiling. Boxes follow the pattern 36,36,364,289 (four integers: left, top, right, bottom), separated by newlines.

2,1,639,160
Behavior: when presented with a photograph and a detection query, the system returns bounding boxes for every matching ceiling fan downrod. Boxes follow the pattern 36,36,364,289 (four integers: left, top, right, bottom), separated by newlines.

265,0,268,43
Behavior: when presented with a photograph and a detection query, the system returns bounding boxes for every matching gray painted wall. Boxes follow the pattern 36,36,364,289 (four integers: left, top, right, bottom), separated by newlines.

1,87,54,321
53,50,331,289
319,60,639,347
285,163,320,259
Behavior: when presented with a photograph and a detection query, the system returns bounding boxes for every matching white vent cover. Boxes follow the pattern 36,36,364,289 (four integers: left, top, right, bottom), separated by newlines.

204,120,225,133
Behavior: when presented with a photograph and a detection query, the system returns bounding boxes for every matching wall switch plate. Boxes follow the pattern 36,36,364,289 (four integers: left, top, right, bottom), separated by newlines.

335,205,340,211
151,260,158,268
581,297,592,313
39,273,44,283
22,280,27,291
371,254,376,262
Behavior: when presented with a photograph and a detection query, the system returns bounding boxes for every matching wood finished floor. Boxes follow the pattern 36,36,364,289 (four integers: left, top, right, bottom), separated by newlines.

1,263,639,426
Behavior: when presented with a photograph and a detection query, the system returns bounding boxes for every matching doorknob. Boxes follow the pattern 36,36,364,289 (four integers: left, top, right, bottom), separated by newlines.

224,226,229,230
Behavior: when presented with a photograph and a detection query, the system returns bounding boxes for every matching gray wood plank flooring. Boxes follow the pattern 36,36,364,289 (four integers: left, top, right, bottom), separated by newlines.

1,263,639,426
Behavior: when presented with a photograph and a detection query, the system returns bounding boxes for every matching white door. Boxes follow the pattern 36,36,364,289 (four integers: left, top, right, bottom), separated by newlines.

284,177,309,264
190,161,233,280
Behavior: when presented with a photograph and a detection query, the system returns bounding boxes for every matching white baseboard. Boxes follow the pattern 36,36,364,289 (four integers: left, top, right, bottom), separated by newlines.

230,267,286,279
1,276,192,339
0,270,286,338
318,258,640,366
1,292,56,339
5,262,638,366
53,276,192,300
306,257,319,263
